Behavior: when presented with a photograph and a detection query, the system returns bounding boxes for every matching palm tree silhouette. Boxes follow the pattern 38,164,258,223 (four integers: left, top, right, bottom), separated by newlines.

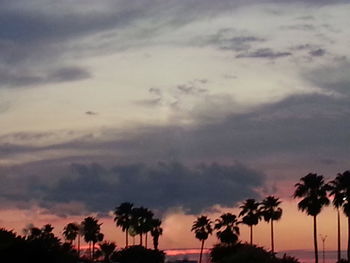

150,218,163,250
329,170,350,262
293,173,330,263
191,215,213,263
63,222,79,246
82,216,104,260
260,196,283,254
98,241,116,263
131,206,152,246
113,202,134,248
329,174,346,262
214,213,240,246
239,199,261,245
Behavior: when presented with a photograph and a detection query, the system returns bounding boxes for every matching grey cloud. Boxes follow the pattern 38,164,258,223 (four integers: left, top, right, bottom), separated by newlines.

309,48,326,57
0,66,91,88
85,111,98,116
43,162,265,215
236,48,292,59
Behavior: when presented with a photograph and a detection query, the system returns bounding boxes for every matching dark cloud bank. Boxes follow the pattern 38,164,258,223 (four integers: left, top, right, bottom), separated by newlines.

0,162,265,216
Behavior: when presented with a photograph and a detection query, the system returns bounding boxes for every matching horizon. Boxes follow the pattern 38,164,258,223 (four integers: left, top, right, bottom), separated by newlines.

0,0,349,262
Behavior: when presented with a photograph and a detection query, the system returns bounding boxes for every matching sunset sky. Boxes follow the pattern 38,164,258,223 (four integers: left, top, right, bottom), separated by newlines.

0,0,350,254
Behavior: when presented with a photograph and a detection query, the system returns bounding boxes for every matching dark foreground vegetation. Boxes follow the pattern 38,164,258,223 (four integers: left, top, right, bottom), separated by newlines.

0,170,349,263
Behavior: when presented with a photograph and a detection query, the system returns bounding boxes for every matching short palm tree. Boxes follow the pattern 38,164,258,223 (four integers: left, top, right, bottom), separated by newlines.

191,215,213,263
239,199,261,245
214,213,240,246
260,196,283,254
98,241,116,263
329,171,350,262
293,173,330,263
113,202,134,247
63,222,79,245
150,218,163,250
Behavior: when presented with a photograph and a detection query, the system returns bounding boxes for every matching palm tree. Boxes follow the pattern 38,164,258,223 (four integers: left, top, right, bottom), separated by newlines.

191,215,213,263
131,206,151,246
260,196,283,254
82,216,104,260
98,241,116,263
293,173,330,263
329,175,346,262
214,213,240,246
150,218,163,250
142,208,154,248
239,199,261,245
63,222,79,246
114,202,134,248
329,171,350,262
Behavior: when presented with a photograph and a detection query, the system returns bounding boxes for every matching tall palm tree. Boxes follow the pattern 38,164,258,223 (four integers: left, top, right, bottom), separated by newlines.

150,218,163,250
329,170,350,262
82,216,104,260
239,199,261,245
131,206,151,246
191,215,213,263
63,222,79,245
329,175,346,262
214,213,240,246
143,208,154,248
293,173,330,263
260,196,283,254
113,202,134,248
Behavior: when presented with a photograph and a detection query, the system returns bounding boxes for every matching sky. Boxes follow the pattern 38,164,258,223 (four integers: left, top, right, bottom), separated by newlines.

0,0,350,255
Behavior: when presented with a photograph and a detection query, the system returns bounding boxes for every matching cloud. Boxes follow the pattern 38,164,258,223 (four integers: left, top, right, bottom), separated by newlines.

236,48,292,59
0,66,91,88
0,161,265,216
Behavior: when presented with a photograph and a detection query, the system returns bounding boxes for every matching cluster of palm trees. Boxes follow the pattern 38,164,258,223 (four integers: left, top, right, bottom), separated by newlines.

63,216,104,260
293,171,350,263
192,195,283,263
62,203,163,261
113,202,163,250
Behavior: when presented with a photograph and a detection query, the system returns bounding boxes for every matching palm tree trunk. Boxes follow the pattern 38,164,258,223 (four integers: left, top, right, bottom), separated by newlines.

140,233,143,246
314,215,319,263
348,216,350,262
271,220,274,254
337,208,341,262
199,239,205,263
250,225,253,245
92,241,95,261
126,228,129,248
78,235,81,258
145,232,148,248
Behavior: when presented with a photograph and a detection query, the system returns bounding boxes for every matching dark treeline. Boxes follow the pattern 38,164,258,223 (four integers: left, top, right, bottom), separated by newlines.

0,170,349,263
192,170,350,263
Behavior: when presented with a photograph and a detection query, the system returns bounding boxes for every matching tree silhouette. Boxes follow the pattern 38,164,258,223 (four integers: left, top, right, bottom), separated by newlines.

63,222,79,246
150,218,163,250
239,199,261,245
293,173,330,263
114,202,134,248
260,196,283,254
329,174,346,262
82,216,104,260
214,213,240,246
329,170,350,262
98,241,116,263
191,215,213,263
131,206,153,246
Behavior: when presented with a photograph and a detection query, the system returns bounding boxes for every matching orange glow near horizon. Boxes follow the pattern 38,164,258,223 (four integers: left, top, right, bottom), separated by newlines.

0,197,347,253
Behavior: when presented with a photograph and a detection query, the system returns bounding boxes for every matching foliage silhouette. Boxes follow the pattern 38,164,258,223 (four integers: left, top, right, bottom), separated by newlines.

111,245,165,263
239,199,261,245
293,173,330,263
114,202,134,247
81,216,104,260
260,196,283,253
215,213,240,246
192,215,213,263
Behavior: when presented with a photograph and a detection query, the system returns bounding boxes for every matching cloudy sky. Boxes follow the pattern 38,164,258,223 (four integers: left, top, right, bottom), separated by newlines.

0,0,350,252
